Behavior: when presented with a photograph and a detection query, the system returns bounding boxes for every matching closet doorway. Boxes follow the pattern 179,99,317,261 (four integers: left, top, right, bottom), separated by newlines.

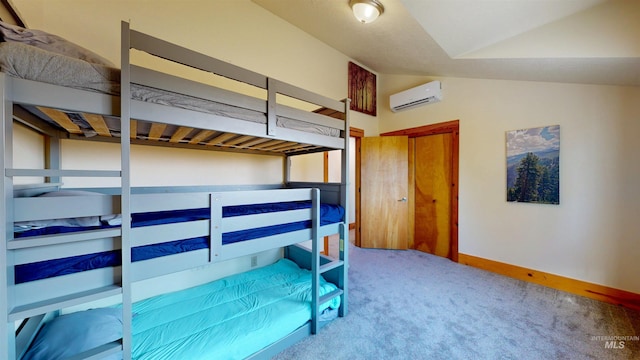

413,133,453,258
381,120,459,262
360,135,409,250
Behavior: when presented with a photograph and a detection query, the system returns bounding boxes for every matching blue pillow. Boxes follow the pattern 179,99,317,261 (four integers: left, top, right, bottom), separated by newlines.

23,308,122,360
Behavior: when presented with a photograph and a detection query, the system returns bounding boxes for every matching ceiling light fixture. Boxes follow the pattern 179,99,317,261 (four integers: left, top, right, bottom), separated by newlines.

350,0,384,24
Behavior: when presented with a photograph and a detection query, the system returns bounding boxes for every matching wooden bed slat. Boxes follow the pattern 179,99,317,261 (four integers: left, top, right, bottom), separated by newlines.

255,140,288,150
314,107,345,120
263,141,297,151
189,129,215,144
224,135,256,146
148,123,167,140
207,132,238,145
170,126,194,143
82,113,111,137
283,143,321,153
277,144,313,153
130,119,138,139
235,137,272,148
37,107,82,134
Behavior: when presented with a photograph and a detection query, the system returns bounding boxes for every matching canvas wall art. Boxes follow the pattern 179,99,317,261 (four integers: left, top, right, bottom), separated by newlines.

506,125,560,204
348,61,376,116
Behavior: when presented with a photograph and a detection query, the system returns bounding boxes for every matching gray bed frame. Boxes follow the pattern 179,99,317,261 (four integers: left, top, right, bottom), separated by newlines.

1,21,350,360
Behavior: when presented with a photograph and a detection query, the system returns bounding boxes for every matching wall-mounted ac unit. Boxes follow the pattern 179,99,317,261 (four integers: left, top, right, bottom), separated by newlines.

390,81,442,112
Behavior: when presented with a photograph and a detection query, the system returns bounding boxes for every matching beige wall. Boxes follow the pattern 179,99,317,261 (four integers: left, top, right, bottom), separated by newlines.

57,141,283,188
13,124,44,185
379,74,640,293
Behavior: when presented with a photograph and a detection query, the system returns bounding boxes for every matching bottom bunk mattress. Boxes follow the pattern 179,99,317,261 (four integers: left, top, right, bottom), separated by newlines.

22,258,341,360
132,258,340,359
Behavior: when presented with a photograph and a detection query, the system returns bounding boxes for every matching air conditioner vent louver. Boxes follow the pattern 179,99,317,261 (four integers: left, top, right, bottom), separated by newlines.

390,81,442,112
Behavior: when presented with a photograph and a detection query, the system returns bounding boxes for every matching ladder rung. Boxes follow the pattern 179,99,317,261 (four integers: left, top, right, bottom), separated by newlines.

319,259,344,274
319,288,344,306
9,285,122,322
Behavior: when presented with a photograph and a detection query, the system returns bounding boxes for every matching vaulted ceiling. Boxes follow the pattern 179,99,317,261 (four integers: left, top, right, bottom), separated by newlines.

253,0,640,86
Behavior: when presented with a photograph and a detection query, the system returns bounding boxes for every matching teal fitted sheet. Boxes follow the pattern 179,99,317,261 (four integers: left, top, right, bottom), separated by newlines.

131,258,340,360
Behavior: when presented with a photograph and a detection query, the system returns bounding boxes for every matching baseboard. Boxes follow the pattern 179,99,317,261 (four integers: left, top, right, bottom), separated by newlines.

458,253,640,311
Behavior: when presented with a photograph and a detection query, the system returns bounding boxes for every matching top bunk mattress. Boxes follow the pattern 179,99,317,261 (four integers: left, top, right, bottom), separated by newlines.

0,41,342,142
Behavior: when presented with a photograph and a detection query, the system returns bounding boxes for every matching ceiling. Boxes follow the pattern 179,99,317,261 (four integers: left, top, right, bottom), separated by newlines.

253,0,640,86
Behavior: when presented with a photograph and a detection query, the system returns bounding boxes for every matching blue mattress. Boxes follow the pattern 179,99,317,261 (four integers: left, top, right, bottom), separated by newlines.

130,258,340,359
14,201,344,284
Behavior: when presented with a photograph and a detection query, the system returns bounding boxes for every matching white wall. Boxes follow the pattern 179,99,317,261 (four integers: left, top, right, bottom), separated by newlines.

379,74,640,293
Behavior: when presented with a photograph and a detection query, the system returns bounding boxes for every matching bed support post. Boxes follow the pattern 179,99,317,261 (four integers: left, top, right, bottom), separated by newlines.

267,78,277,137
1,72,16,360
44,136,61,184
120,20,133,360
209,192,223,261
283,156,291,185
339,98,351,318
310,188,321,334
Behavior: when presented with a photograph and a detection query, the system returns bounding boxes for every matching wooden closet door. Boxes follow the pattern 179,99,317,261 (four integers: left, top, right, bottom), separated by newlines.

361,136,408,249
414,133,452,258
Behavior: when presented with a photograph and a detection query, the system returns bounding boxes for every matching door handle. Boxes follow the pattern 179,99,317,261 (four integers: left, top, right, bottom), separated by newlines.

398,197,407,202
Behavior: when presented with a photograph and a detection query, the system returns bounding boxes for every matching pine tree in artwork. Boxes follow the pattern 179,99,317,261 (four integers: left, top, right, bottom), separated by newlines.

513,152,541,202
537,157,560,204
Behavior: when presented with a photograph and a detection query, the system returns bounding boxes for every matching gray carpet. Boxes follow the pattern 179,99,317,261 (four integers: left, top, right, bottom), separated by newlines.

272,241,640,360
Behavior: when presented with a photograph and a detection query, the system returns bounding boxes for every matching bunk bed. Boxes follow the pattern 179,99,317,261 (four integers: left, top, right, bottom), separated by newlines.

1,20,350,360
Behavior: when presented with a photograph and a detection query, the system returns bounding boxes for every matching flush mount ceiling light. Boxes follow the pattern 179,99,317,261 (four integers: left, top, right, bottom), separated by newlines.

350,0,384,24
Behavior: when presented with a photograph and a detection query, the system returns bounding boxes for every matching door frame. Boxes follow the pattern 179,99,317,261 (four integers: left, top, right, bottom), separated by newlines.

351,127,364,248
381,120,459,262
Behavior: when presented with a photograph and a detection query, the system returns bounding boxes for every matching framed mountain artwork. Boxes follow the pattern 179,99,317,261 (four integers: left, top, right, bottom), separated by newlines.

506,125,560,204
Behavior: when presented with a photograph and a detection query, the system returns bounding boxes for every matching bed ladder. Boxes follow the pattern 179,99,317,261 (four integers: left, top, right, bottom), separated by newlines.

310,188,348,334
311,224,347,334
